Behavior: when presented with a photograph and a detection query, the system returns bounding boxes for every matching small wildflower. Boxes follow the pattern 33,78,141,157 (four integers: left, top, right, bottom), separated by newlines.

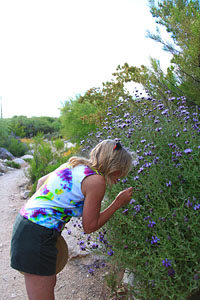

184,148,192,154
193,204,200,211
91,243,99,249
88,268,94,275
162,259,172,268
141,139,146,143
107,249,114,256
168,268,175,277
166,181,172,187
186,199,193,208
130,199,136,204
155,127,162,132
148,221,156,227
122,208,129,215
134,205,141,212
151,236,159,244
144,216,151,221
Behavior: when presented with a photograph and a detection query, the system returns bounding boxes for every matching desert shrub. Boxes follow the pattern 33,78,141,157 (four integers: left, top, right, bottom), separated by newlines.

80,93,200,300
6,137,28,157
53,138,65,151
6,161,21,169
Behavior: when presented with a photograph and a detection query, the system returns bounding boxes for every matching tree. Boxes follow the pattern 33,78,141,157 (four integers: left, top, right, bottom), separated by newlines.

147,0,200,105
60,98,97,143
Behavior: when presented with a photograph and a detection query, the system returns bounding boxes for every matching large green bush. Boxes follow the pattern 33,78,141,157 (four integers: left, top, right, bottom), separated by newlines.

81,93,200,300
0,119,28,157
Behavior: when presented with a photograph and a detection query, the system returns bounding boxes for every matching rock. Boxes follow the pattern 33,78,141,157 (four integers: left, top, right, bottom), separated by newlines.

63,218,90,259
0,162,7,173
0,148,15,160
12,158,27,167
64,141,76,149
123,269,134,286
20,190,30,199
20,154,34,160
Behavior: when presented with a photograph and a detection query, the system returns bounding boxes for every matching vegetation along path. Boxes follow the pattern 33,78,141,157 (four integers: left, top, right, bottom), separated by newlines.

0,167,110,300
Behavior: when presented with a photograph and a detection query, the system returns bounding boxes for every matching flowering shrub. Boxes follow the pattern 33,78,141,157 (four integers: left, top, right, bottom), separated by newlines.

81,92,200,300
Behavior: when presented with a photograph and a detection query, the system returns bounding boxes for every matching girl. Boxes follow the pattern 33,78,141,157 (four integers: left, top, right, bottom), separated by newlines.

10,139,133,300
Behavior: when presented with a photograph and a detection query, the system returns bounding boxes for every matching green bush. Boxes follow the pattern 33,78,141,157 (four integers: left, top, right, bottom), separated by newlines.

6,161,21,169
53,139,64,151
81,94,200,300
6,137,28,157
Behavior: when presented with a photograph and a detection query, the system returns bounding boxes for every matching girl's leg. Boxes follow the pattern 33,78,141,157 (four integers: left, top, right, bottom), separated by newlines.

24,273,56,300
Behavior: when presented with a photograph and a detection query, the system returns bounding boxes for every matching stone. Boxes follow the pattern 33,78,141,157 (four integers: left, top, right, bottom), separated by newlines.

0,162,7,173
0,148,15,160
12,158,27,167
20,190,30,199
123,269,134,286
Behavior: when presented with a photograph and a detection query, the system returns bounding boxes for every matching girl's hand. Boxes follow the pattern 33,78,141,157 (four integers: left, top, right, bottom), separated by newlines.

115,187,133,209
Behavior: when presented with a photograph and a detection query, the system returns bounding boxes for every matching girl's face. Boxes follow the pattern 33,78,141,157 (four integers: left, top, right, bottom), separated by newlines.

110,171,122,185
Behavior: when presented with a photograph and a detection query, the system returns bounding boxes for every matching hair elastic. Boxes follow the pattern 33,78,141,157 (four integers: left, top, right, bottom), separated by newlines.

113,142,122,151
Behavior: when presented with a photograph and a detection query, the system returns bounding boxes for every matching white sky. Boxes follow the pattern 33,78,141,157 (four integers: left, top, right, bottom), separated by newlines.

0,0,172,118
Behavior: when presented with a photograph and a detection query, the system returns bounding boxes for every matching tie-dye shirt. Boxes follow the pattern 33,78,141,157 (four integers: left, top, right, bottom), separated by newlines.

20,164,101,232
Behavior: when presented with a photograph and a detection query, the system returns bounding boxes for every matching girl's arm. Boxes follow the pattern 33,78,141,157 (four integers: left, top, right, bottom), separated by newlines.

82,175,133,234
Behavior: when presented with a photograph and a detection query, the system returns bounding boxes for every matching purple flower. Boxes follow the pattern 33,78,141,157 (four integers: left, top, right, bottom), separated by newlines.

143,162,152,168
155,127,162,132
144,216,151,221
161,109,169,115
91,243,99,249
141,139,146,143
193,204,200,211
107,249,114,256
122,208,129,215
88,268,94,275
162,259,172,268
130,199,136,204
166,181,172,187
138,167,144,174
98,233,105,242
78,240,85,245
134,205,141,212
134,176,139,180
151,236,159,244
168,268,175,277
186,200,193,208
184,148,192,154
148,221,156,227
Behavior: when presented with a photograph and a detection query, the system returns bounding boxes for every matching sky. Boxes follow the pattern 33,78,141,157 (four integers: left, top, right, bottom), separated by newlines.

0,0,172,119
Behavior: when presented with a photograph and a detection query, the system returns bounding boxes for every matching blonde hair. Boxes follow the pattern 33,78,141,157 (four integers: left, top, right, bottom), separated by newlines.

68,139,132,185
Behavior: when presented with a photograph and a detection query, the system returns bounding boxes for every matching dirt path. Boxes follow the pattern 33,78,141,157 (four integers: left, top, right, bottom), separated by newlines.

0,168,110,300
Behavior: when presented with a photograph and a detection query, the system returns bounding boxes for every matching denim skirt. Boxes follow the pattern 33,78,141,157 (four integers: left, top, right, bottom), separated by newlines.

10,214,60,276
